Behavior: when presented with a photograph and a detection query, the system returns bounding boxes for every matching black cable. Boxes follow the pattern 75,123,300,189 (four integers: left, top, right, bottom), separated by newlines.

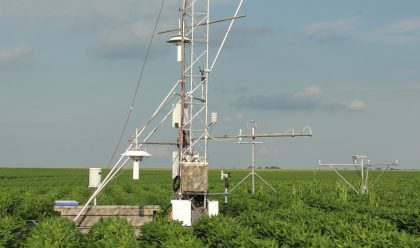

173,176,181,192
105,0,167,170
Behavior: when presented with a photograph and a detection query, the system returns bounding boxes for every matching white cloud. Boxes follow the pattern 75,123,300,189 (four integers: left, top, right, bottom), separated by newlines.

0,0,230,30
233,85,366,112
0,1,162,26
233,85,322,111
346,100,366,111
303,16,420,45
369,17,420,44
91,22,160,59
292,85,321,101
303,17,361,41
0,44,34,67
1,1,246,60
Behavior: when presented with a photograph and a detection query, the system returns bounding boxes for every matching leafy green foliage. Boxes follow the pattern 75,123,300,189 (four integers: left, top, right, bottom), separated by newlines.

139,217,203,248
84,217,137,248
1,168,419,247
0,215,29,248
194,215,257,247
24,216,81,248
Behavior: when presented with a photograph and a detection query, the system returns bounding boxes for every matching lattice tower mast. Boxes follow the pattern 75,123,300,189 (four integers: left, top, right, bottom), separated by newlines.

178,0,209,165
173,0,211,201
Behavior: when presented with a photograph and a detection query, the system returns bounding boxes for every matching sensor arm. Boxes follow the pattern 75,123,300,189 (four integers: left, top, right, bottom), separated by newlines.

209,126,312,140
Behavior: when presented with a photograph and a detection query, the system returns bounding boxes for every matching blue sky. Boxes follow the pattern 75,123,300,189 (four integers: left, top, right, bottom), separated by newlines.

1,0,419,169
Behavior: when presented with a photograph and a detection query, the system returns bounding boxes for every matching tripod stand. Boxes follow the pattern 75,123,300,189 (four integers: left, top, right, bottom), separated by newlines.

210,120,312,194
229,121,276,194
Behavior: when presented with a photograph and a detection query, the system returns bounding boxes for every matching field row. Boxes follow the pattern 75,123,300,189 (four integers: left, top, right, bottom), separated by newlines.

0,168,419,247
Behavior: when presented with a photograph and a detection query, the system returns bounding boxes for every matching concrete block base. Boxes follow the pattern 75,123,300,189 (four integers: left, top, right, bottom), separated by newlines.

54,205,160,234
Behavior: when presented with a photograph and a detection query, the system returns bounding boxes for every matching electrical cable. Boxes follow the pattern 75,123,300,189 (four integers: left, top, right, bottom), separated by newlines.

105,0,166,170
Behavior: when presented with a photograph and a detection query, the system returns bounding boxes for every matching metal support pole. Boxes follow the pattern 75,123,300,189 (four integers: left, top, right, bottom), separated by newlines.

229,120,287,194
251,124,255,194
360,159,365,193
93,186,97,206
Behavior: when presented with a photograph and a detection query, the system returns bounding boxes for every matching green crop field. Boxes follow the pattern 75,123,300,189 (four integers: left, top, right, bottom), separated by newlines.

0,168,419,247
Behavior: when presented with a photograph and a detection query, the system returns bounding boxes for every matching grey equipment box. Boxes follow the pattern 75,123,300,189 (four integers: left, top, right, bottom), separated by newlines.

180,162,208,192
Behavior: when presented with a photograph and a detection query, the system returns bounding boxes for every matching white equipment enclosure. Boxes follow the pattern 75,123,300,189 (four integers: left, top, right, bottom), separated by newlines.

88,168,101,188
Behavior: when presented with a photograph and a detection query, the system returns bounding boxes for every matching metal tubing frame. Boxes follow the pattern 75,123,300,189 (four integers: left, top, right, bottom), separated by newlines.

229,123,311,194
75,81,180,222
319,155,398,195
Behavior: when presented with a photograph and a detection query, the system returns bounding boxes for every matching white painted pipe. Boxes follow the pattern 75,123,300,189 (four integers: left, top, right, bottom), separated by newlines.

177,44,182,62
133,160,140,180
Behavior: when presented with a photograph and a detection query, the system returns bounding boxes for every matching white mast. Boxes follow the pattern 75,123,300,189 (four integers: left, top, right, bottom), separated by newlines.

167,0,211,203
170,0,244,204
178,0,210,168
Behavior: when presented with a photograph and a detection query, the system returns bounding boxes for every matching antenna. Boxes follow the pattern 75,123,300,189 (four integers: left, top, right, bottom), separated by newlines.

318,154,398,194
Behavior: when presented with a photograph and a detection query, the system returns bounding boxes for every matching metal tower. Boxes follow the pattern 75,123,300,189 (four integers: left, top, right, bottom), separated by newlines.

74,0,245,222
171,0,211,203
169,0,245,206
